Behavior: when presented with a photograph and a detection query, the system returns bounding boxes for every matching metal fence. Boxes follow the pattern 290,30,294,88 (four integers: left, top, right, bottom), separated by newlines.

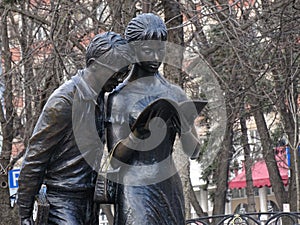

186,212,300,225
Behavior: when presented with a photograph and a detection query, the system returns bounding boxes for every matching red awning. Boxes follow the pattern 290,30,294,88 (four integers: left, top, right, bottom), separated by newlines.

228,158,289,189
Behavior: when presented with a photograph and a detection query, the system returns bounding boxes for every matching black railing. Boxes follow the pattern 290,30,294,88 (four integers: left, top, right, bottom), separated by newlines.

186,212,300,225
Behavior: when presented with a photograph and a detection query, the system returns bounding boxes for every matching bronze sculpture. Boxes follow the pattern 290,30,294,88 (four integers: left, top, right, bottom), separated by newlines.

17,32,131,225
106,13,202,225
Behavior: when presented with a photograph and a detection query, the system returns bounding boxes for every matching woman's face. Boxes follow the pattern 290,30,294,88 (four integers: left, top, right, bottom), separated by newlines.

135,40,166,74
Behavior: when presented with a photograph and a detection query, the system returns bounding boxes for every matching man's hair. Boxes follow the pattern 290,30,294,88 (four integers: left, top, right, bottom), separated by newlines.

125,13,168,42
85,32,128,67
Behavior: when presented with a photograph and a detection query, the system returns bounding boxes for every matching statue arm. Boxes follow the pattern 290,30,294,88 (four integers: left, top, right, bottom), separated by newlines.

17,96,71,219
107,121,144,168
171,113,201,160
180,126,201,160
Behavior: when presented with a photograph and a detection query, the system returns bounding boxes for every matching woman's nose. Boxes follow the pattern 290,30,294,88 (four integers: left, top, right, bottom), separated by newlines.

154,52,160,62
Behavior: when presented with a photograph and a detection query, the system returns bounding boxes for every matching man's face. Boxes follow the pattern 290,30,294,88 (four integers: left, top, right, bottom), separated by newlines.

102,66,129,92
135,40,165,74
91,59,129,92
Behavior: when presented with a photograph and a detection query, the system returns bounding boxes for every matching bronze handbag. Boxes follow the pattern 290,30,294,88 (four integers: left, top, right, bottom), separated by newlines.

94,148,119,204
33,185,49,225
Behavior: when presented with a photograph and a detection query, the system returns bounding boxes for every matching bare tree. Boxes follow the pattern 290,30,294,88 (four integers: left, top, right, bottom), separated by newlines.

0,5,19,225
240,104,256,213
1,0,299,223
180,0,300,215
0,1,116,223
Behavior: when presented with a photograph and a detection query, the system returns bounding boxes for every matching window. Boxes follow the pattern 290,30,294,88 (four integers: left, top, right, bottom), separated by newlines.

232,188,246,198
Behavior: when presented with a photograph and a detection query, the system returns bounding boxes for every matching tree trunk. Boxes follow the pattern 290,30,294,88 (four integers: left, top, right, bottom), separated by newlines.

173,137,192,219
0,6,19,225
18,1,35,145
188,176,207,218
273,70,299,212
162,0,193,219
211,122,233,224
181,158,191,219
107,0,136,35
161,0,184,87
247,75,288,211
240,107,256,213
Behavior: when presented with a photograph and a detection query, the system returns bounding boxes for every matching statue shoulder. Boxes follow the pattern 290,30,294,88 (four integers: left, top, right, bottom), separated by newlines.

156,73,187,100
167,83,188,102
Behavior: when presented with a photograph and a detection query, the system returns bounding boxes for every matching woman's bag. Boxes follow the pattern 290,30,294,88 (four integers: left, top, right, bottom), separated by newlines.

94,148,119,204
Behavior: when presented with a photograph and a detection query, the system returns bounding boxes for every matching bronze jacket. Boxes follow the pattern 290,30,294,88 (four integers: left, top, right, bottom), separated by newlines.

17,70,103,219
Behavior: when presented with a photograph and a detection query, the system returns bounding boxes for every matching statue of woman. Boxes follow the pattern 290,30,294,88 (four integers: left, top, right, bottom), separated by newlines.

106,13,200,225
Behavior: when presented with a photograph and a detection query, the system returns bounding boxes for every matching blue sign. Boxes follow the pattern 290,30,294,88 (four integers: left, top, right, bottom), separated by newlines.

8,168,20,188
286,146,291,167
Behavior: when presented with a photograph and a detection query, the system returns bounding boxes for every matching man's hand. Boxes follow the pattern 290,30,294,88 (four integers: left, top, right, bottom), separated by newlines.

20,216,34,225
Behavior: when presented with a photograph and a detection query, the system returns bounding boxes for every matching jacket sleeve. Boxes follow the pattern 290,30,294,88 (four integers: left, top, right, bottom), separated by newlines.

171,85,201,159
17,95,71,219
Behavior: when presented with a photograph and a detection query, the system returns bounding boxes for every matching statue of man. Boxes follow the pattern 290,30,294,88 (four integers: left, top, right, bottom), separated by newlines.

17,32,131,225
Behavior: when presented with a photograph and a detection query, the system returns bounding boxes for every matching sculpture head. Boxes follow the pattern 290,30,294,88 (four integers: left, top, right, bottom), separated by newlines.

125,13,167,42
125,13,167,74
86,32,131,92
